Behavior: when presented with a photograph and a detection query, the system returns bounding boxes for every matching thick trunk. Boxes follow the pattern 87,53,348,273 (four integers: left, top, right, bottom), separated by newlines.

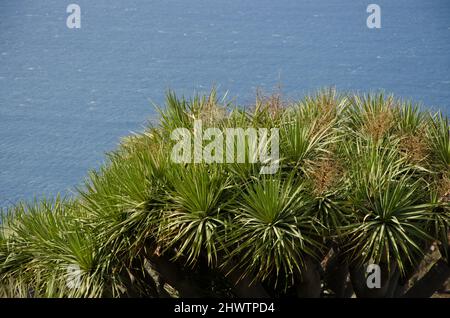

385,267,400,298
324,249,352,297
393,265,418,298
403,259,450,298
296,255,322,298
220,259,270,298
103,258,159,298
147,254,203,297
124,264,159,297
393,242,434,297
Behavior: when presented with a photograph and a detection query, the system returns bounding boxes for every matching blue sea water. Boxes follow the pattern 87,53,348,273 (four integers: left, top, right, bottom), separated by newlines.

0,0,449,206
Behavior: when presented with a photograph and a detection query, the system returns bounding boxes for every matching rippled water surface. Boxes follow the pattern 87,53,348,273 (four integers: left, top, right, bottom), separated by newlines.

1,0,449,205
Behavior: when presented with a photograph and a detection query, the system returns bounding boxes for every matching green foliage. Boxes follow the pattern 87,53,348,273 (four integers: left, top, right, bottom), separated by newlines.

159,164,232,266
226,174,319,287
428,113,450,168
0,89,448,297
0,198,107,297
